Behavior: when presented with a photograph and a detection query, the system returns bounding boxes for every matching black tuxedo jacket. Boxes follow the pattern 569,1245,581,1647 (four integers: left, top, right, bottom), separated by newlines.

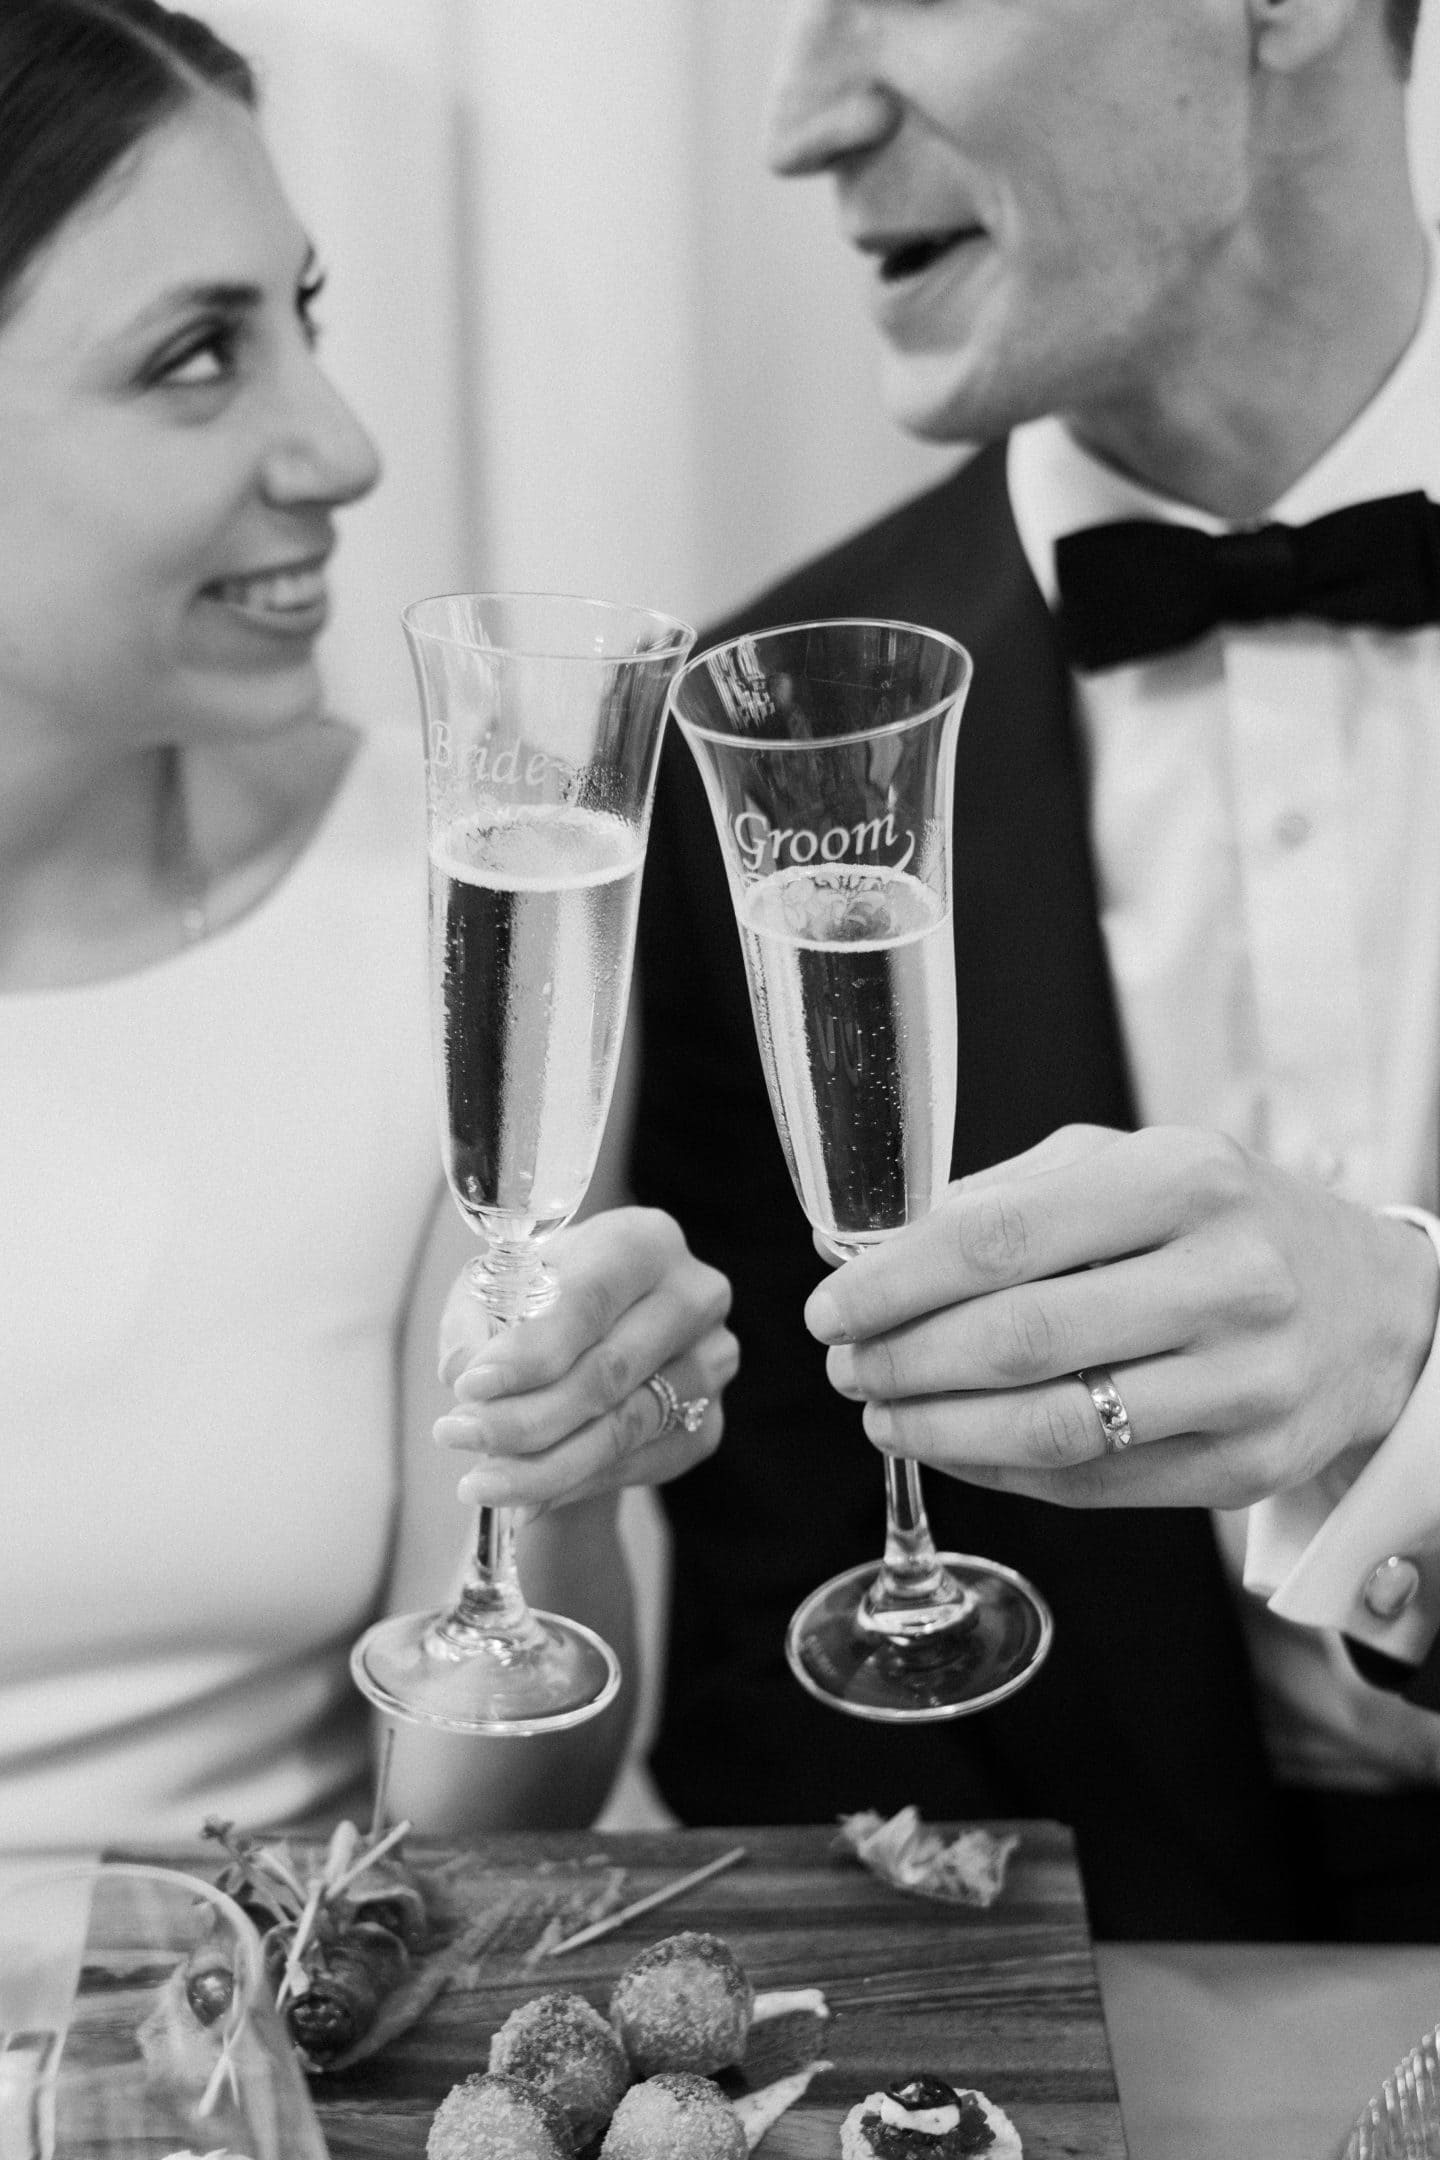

632,441,1435,1939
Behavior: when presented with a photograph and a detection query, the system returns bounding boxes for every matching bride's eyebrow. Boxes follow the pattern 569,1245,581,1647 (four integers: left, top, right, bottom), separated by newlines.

130,281,263,331
125,242,318,339
101,240,318,359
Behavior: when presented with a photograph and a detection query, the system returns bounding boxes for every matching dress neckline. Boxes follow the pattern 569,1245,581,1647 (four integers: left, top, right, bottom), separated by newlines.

0,723,370,1005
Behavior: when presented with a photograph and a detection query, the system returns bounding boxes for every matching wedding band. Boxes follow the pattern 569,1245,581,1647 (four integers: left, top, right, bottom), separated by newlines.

1076,1365,1134,1454
644,1370,710,1435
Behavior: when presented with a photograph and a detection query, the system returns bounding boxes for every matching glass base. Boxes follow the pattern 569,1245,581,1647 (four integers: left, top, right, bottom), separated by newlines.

350,1605,621,1736
786,1553,1053,1722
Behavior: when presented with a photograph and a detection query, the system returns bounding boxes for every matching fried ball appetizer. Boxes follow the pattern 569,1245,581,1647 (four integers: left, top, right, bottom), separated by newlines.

608,1931,753,2077
488,1990,631,2148
427,2070,572,2160
599,2070,747,2160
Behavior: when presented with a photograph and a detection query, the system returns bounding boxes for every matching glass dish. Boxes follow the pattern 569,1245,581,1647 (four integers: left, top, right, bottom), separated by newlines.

1341,2023,1440,2159
0,1860,328,2159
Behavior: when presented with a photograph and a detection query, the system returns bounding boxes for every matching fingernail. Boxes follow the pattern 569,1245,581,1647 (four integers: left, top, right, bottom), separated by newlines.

454,1362,507,1403
437,1345,467,1387
434,1411,489,1452
863,1403,894,1443
805,1285,848,1344
458,1465,517,1505
827,1344,860,1396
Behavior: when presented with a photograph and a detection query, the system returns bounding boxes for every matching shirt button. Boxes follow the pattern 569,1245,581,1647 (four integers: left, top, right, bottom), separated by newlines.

1274,810,1313,849
1362,1555,1421,1621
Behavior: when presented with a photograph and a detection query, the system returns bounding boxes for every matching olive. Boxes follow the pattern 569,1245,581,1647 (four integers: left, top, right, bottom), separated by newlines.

184,1960,235,2027
886,2074,960,2113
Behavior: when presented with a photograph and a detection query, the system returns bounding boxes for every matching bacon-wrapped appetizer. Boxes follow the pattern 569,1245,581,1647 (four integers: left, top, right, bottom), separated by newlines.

203,1816,432,2072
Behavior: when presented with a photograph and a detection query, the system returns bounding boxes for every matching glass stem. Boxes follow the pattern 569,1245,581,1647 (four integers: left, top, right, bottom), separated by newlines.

432,1240,557,1651
441,1504,532,1635
877,1454,953,1607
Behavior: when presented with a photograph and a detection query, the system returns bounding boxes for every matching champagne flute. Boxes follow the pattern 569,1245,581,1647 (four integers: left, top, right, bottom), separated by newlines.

351,593,695,1735
669,618,1053,1721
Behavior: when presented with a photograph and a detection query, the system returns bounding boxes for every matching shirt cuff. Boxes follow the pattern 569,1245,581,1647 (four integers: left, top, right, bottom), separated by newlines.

1241,1205,1440,1666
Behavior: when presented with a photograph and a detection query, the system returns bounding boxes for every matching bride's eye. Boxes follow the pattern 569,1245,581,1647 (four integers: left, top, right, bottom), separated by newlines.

148,319,239,389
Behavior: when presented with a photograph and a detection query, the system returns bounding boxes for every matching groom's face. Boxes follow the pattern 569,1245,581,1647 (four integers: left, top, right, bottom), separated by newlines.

765,0,1256,445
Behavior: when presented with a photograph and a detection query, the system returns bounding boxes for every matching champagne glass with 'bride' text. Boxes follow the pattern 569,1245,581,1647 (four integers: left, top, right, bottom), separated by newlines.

670,618,1053,1720
351,593,694,1735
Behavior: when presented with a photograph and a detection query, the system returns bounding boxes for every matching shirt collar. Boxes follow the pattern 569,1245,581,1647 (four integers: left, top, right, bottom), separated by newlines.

1009,225,1440,611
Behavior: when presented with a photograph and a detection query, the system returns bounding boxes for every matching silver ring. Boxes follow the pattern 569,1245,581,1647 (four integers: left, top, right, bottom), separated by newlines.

644,1370,710,1435
1076,1365,1134,1454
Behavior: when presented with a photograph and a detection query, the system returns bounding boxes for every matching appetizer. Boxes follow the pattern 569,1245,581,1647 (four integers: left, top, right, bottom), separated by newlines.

599,2071,747,2160
608,1931,753,2078
841,2076,1023,2160
427,2071,572,2160
488,1991,631,2147
204,1816,429,2072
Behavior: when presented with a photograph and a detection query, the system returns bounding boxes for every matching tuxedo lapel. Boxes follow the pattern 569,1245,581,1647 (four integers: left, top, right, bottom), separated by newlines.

936,442,1137,1166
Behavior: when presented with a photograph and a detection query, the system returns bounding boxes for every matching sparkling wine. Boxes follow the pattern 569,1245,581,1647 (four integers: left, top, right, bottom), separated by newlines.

432,804,643,1240
738,863,956,1249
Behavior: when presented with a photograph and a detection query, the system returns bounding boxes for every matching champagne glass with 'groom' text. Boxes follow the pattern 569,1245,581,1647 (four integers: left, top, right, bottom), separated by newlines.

351,593,694,1735
670,618,1053,1720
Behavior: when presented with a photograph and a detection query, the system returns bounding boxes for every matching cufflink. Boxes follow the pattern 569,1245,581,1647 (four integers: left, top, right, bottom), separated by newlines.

1361,1555,1421,1621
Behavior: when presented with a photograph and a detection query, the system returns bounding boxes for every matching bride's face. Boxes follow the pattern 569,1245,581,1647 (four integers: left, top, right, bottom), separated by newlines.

0,92,380,753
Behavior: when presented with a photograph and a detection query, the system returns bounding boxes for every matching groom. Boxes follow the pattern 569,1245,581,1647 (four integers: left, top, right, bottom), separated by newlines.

631,0,1440,1938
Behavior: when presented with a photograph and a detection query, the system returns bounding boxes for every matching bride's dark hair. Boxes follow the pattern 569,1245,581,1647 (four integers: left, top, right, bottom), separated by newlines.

0,0,256,325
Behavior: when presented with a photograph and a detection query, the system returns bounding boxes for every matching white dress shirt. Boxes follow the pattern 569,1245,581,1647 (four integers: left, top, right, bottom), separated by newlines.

1008,234,1440,1788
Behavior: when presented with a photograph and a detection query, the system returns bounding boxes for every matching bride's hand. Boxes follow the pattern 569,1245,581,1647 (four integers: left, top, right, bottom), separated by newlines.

433,1206,737,1513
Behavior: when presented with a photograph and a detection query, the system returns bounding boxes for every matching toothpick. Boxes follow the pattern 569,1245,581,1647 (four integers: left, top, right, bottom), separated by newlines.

368,1724,396,1841
330,1816,412,1901
543,1845,747,1957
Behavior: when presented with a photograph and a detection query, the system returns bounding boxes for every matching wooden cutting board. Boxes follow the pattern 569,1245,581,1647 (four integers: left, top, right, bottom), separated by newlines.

129,1819,1128,2159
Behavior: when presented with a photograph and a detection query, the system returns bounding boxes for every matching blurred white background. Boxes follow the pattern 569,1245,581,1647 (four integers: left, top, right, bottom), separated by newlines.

202,0,1440,1822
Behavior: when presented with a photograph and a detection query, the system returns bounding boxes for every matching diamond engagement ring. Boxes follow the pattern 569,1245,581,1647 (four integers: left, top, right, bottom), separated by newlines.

644,1370,711,1435
1076,1365,1135,1454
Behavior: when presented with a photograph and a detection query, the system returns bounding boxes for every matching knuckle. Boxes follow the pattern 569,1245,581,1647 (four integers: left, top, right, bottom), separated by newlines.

698,1260,734,1325
1174,1126,1252,1213
1249,1248,1300,1329
1244,1430,1291,1499
1018,1385,1093,1471
1254,1347,1306,1426
854,1336,900,1398
1224,1368,1281,1431
1223,1230,1299,1328
592,1340,641,1406
572,1272,622,1345
987,1292,1067,1382
954,1186,1031,1284
677,1252,733,1328
495,1408,545,1458
631,1204,682,1258
708,1327,742,1388
609,1391,651,1464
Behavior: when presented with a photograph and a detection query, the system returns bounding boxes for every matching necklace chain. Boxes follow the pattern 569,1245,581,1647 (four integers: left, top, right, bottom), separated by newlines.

157,744,208,946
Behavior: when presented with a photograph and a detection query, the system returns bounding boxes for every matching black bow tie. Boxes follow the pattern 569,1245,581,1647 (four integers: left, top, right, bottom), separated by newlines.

1054,491,1440,672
